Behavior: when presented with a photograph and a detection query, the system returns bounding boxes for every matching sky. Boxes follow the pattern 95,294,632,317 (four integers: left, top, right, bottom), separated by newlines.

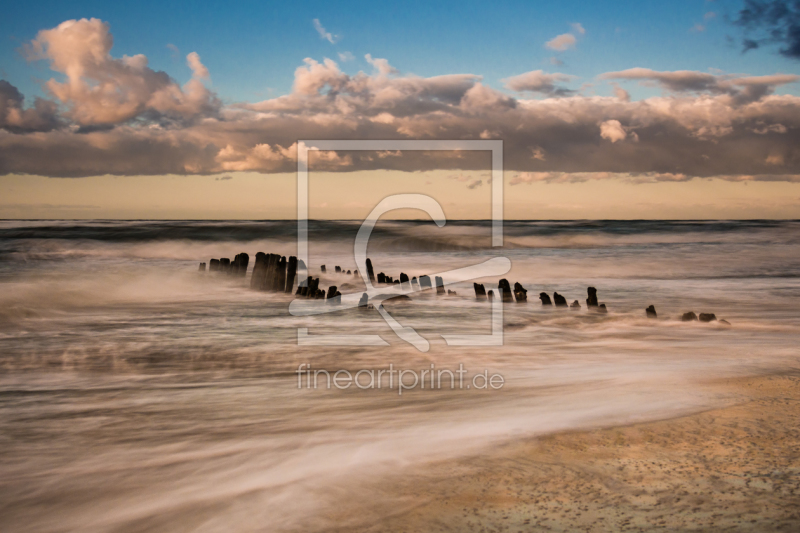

1,0,800,219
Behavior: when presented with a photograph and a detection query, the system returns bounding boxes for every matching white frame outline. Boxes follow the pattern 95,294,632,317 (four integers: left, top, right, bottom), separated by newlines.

295,140,506,350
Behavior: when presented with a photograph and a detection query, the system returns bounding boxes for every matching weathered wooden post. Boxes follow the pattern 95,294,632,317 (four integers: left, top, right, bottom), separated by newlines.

586,287,598,308
237,253,249,277
366,258,375,283
498,279,513,302
285,256,298,293
473,283,486,298
307,277,320,298
513,282,528,303
276,256,287,292
250,252,267,289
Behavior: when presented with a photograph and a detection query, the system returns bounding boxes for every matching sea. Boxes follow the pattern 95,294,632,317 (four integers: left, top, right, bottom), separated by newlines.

1,219,798,532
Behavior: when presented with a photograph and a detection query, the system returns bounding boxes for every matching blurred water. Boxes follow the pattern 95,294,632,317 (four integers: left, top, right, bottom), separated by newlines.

1,219,799,532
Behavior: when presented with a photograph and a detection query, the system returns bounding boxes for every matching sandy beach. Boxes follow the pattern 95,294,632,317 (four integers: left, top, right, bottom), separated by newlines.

346,374,800,532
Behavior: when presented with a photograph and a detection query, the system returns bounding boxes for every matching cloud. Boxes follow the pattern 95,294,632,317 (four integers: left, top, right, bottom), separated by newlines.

0,80,61,132
545,33,576,51
704,11,717,20
338,51,355,62
4,19,800,184
502,70,575,96
313,18,339,44
599,68,799,104
611,82,630,101
508,171,800,185
448,174,484,189
365,54,397,75
545,23,585,51
691,23,705,32
23,18,220,127
186,52,209,79
166,43,180,58
734,0,800,58
599,119,627,142
531,146,546,160
215,175,233,181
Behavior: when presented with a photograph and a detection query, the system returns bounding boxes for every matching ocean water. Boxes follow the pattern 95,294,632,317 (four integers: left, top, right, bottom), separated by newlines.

1,219,799,532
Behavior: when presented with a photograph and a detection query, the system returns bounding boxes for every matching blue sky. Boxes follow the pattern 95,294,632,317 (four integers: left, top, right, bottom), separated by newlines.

2,0,798,103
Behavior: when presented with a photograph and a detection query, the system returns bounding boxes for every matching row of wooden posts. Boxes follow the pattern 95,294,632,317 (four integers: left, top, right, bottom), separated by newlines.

473,281,608,312
197,257,734,321
198,255,607,309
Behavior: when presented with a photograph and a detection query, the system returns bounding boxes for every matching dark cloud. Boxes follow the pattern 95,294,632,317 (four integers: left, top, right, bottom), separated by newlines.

502,70,576,96
0,80,62,133
734,0,800,58
599,68,798,104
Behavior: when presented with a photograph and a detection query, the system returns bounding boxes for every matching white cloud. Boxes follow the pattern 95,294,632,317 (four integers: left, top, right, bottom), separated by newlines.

23,18,219,126
166,43,180,58
365,54,397,75
338,51,355,62
571,22,586,35
545,33,576,51
186,52,209,80
599,119,627,142
312,18,339,44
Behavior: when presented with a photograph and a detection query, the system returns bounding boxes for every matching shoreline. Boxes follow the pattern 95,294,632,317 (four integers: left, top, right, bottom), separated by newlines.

343,373,800,532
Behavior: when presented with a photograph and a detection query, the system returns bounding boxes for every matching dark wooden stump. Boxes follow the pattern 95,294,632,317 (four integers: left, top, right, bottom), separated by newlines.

366,258,375,283
498,279,513,302
586,287,598,308
513,282,528,303
285,256,297,293
553,292,568,307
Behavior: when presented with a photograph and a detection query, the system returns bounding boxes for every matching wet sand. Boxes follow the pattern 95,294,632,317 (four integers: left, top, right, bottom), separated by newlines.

347,374,800,532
